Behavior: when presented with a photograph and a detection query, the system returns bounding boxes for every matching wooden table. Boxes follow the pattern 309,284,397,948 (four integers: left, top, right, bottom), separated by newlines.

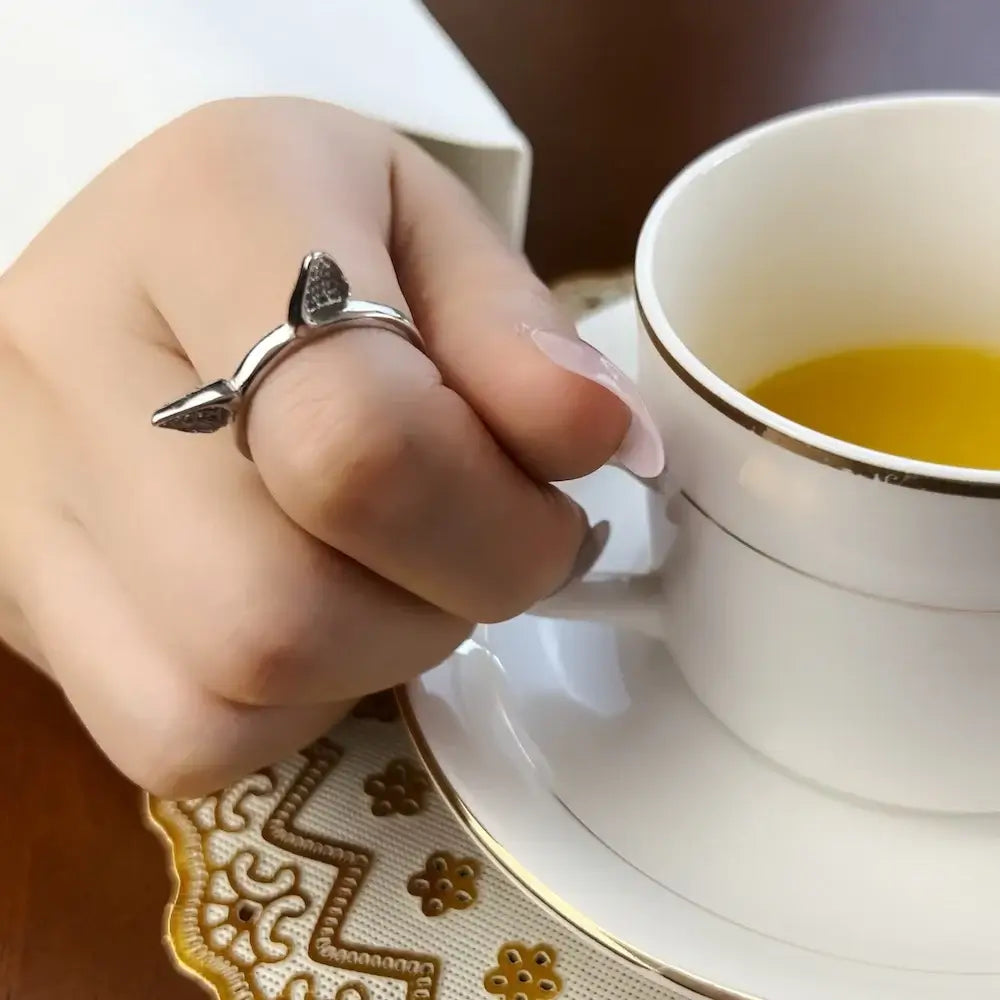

4,3,1000,996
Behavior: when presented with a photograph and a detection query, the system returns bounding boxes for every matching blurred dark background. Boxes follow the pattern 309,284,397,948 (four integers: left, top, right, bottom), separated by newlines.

426,0,1000,280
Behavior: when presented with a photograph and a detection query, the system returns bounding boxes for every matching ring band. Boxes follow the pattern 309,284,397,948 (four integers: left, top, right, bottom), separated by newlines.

150,251,424,457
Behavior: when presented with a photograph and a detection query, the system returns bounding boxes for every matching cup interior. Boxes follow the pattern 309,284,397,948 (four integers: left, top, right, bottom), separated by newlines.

637,96,1000,450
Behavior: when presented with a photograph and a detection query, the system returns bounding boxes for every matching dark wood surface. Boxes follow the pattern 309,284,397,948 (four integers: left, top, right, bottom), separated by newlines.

0,647,204,1000
5,3,1000,997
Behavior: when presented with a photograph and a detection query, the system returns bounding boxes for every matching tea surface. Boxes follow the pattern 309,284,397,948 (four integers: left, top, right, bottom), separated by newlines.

745,344,1000,469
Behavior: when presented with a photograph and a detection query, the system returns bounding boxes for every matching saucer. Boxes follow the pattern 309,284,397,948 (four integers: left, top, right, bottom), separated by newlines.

401,298,1000,1000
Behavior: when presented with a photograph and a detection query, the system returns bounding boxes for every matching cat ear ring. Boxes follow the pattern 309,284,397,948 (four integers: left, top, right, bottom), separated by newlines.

151,251,425,457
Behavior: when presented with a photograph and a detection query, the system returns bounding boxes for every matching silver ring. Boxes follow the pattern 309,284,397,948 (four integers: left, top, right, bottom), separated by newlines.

151,251,425,457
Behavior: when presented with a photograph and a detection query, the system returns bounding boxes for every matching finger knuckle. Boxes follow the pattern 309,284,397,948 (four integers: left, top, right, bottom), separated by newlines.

154,97,392,195
474,594,534,626
544,376,629,481
219,616,316,707
367,614,475,687
469,518,582,625
273,394,419,539
180,549,337,706
474,573,554,626
466,565,555,626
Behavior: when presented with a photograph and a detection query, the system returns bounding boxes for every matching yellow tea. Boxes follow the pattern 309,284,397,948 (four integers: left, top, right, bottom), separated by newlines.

745,344,1000,469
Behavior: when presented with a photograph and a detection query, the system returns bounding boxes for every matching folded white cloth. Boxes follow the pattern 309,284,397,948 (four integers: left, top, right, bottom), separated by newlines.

0,0,530,270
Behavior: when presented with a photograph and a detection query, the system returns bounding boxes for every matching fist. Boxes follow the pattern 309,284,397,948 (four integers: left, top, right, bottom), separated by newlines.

0,99,659,796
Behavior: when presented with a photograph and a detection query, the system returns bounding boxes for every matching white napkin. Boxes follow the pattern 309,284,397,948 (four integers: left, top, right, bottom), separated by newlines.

0,0,531,270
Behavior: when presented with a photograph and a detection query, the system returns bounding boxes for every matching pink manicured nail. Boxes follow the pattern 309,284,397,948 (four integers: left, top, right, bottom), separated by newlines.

531,329,666,478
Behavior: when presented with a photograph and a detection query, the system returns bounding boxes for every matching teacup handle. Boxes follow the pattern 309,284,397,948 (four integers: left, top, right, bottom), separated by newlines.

530,466,668,640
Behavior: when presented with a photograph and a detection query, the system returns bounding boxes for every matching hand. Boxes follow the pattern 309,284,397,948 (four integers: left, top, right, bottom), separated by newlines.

0,99,661,796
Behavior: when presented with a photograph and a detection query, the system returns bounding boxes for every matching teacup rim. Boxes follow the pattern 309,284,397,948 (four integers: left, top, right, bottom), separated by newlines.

634,90,1000,498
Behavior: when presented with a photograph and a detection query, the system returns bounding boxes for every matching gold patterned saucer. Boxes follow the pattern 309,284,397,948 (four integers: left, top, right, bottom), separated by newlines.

146,705,689,1000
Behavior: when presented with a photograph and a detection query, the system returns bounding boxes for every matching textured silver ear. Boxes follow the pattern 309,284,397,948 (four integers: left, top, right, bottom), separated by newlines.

152,250,421,440
287,251,351,328
151,380,239,432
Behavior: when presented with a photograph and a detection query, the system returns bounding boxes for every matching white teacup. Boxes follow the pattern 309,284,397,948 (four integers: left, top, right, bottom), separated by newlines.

542,93,1000,814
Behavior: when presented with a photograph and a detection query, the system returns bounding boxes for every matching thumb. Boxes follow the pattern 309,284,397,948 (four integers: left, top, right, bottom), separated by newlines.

389,138,664,483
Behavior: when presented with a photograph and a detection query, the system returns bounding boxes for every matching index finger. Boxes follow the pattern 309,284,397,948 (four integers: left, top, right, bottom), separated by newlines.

390,138,662,481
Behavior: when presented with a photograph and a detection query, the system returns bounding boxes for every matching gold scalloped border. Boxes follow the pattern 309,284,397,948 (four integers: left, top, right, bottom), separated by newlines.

144,795,255,999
